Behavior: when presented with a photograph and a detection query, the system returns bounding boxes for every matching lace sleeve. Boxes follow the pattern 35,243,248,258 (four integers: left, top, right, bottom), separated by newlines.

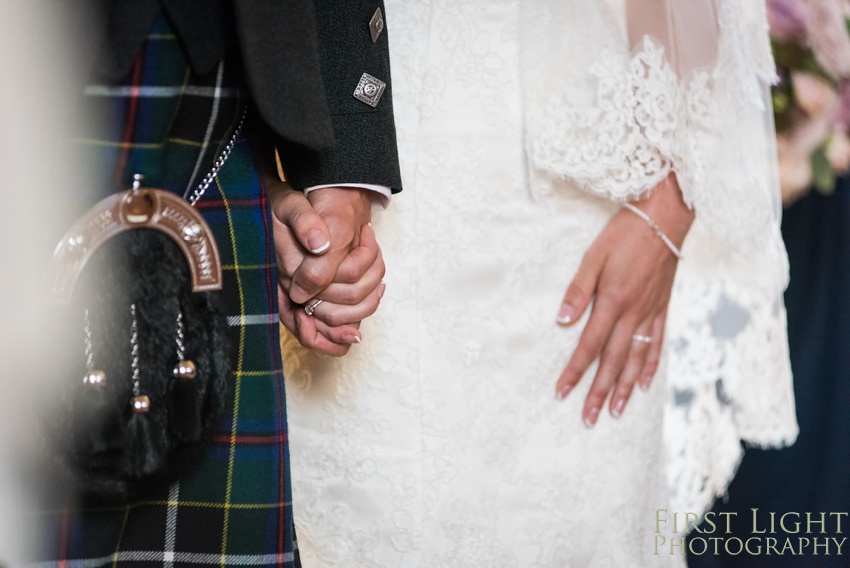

521,0,797,518
521,0,782,259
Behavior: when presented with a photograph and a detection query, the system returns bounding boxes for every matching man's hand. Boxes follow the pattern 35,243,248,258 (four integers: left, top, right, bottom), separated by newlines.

269,181,385,356
287,186,373,303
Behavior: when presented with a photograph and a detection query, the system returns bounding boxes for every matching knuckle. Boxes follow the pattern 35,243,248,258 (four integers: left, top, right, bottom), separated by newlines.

363,294,381,317
324,311,344,328
299,264,330,289
334,345,352,357
289,208,315,232
298,334,317,350
586,390,608,407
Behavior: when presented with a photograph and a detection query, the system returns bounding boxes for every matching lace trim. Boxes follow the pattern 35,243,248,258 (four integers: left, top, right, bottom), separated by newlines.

526,2,782,259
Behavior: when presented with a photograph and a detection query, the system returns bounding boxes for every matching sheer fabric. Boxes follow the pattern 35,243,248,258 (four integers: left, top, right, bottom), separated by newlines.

521,0,797,514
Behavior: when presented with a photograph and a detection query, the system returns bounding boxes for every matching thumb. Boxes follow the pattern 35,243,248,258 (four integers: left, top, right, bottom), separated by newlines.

270,185,331,255
557,251,604,326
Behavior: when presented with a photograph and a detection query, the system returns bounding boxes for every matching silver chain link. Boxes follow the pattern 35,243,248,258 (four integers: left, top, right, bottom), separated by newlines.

130,303,140,397
186,109,248,207
84,309,94,371
175,311,185,361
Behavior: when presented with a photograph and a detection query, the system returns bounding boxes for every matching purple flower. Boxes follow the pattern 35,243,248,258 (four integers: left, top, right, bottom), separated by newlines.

807,0,850,78
767,0,811,40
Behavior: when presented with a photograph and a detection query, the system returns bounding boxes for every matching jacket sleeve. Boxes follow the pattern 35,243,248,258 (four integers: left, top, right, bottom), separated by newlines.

275,0,403,193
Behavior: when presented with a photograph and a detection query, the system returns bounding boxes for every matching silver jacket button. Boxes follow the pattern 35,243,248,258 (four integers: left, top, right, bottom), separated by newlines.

354,73,386,108
369,7,384,43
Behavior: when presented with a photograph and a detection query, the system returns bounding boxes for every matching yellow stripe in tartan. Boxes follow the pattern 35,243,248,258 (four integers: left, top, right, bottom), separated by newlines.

70,139,163,149
166,137,210,148
222,263,274,271
235,370,279,377
53,500,294,514
112,507,132,568
218,176,245,568
69,137,218,150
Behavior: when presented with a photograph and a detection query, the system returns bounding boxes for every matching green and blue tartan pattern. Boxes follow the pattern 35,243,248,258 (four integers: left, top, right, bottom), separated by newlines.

37,17,299,567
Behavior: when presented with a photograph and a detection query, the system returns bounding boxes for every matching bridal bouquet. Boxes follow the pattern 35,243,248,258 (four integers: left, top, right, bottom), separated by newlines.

769,0,850,203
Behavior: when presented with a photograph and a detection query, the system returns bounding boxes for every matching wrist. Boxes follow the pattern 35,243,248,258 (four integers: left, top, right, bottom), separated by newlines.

630,174,694,248
307,186,373,227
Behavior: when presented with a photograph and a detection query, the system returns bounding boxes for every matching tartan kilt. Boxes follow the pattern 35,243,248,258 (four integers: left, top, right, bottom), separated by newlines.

35,17,299,568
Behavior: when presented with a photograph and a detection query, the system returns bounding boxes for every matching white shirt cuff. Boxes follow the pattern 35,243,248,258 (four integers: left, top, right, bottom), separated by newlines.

303,183,392,210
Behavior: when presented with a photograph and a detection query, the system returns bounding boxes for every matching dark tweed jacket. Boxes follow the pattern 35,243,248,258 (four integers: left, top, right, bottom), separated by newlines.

95,0,402,192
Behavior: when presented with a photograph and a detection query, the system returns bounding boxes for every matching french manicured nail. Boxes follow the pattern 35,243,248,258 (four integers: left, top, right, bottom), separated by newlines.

639,376,652,391
555,385,572,400
611,398,625,418
343,334,361,345
583,407,600,429
377,282,387,299
307,230,330,254
556,304,576,325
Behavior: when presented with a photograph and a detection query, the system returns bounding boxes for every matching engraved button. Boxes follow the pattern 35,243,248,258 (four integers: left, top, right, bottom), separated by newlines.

369,8,384,43
353,73,386,108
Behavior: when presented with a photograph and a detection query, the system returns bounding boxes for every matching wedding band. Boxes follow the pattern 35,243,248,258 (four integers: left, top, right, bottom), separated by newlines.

304,299,323,316
632,334,653,344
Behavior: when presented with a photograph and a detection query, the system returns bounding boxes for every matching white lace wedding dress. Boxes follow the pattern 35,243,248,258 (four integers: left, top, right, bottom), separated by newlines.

282,1,798,566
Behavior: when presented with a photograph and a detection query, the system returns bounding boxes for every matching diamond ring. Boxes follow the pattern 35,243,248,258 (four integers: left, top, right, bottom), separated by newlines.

304,299,323,316
632,334,653,344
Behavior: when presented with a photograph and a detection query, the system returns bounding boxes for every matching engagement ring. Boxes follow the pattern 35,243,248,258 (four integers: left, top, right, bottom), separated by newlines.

304,299,323,316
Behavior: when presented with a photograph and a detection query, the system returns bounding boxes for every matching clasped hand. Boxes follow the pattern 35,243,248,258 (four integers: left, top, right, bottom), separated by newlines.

270,181,386,357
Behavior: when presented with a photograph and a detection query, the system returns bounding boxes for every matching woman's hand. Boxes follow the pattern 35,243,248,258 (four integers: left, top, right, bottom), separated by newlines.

555,175,694,426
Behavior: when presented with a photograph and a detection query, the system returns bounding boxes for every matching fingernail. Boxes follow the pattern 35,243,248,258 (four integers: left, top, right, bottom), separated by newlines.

377,282,387,299
343,334,361,345
556,304,576,325
611,398,625,418
307,230,330,254
583,407,600,429
555,385,572,400
639,377,652,391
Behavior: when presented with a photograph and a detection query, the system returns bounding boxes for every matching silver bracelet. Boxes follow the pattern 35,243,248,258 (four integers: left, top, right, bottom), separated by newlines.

622,203,684,260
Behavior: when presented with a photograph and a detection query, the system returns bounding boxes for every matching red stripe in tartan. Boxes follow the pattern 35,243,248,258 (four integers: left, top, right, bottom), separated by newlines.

213,433,288,444
257,179,288,555
114,56,144,189
57,509,69,568
195,197,265,210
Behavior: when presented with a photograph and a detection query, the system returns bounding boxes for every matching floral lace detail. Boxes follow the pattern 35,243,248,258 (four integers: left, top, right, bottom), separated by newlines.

525,1,784,259
530,37,680,203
